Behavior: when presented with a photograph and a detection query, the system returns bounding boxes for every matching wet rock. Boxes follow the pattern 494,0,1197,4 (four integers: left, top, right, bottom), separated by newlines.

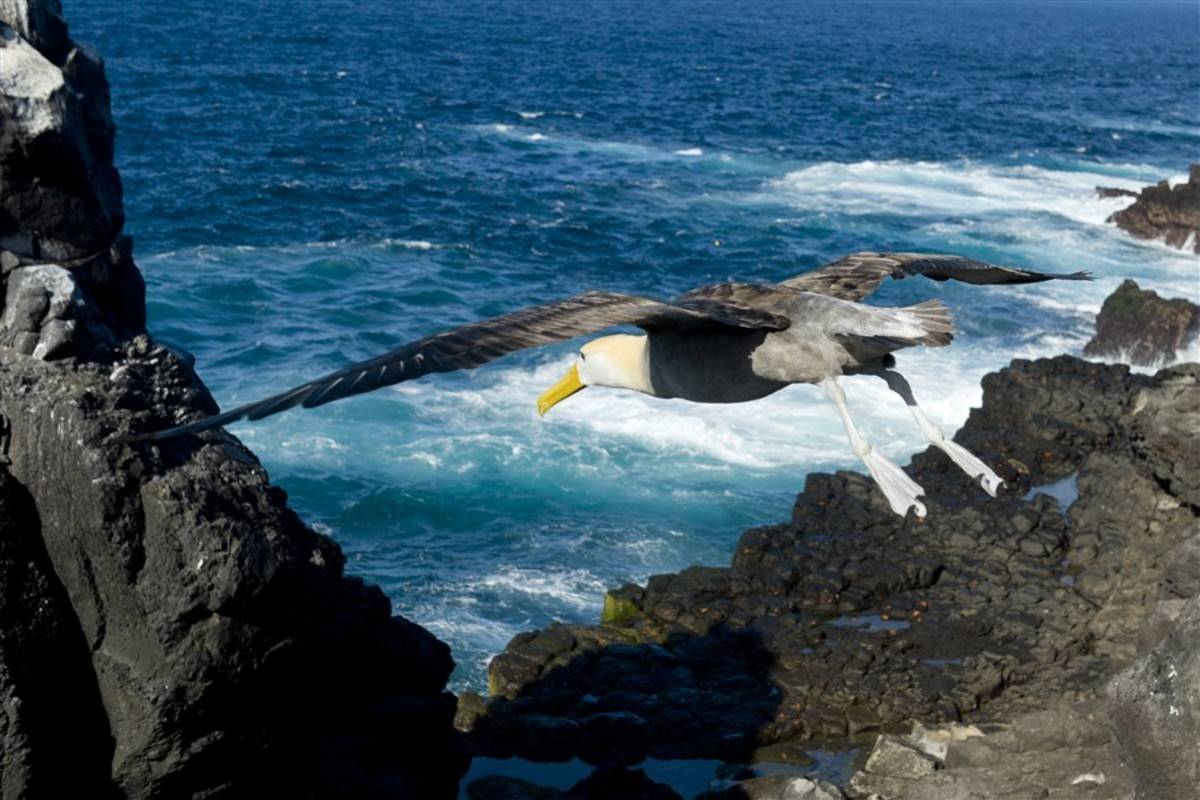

1083,279,1199,366
1095,186,1138,199
561,767,682,800
699,775,844,800
1107,164,1200,253
1105,595,1200,799
467,775,561,800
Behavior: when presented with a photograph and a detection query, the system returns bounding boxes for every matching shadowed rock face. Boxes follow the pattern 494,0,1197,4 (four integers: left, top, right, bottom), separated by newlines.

467,357,1200,797
1083,279,1199,367
1106,164,1200,254
0,2,465,796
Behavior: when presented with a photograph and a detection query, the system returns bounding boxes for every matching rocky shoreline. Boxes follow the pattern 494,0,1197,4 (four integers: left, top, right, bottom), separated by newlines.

3,2,1198,798
460,354,1200,798
1101,164,1200,254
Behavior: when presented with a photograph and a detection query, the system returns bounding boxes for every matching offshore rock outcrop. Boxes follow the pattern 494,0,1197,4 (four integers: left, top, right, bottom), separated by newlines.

1083,278,1199,367
465,356,1200,798
0,2,464,796
1104,164,1200,253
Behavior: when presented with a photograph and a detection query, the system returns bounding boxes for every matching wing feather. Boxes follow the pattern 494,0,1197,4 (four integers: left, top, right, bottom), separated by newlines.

120,290,787,442
779,252,1091,301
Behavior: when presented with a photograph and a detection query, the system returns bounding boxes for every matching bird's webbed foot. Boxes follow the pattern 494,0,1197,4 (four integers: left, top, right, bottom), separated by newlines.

934,438,1004,497
861,446,928,519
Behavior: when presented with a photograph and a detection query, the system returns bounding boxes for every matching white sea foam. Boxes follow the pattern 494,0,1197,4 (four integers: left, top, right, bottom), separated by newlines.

759,159,1147,225
518,111,545,119
467,565,608,610
381,238,436,250
383,342,1017,479
674,147,704,156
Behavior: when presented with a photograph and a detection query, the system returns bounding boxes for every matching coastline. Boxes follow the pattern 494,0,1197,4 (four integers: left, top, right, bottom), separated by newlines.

2,1,1198,797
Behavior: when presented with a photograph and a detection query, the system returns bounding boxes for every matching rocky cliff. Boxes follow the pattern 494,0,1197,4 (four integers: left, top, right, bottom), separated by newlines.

0,2,464,796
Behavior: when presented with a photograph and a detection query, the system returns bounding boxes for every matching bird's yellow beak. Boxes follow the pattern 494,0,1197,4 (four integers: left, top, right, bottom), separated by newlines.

537,365,586,417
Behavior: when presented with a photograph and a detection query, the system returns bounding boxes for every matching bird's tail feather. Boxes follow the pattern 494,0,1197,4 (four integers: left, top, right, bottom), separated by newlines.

903,299,954,347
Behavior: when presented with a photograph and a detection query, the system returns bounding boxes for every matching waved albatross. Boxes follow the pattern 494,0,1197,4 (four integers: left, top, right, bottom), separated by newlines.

122,252,1089,518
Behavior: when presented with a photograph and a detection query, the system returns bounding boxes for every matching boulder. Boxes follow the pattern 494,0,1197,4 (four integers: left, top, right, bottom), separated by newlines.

1083,279,1199,366
1107,164,1200,253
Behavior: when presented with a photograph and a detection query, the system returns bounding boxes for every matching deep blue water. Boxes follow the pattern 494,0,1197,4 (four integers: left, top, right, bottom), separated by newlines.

70,0,1198,694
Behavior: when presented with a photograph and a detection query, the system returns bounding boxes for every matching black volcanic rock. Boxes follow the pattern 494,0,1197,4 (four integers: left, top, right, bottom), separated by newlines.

468,357,1200,797
0,472,116,796
1107,164,1200,253
1083,278,1199,367
0,2,465,796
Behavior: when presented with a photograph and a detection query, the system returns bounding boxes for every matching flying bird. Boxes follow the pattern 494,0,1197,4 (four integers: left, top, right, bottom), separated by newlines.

121,252,1089,517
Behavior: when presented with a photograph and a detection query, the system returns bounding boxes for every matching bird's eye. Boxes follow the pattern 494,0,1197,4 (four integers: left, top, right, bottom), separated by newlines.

579,352,586,361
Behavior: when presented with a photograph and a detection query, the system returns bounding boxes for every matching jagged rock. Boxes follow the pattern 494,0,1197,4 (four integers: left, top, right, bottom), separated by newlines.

1083,279,1199,366
0,11,123,260
1096,186,1138,199
470,357,1199,793
0,0,465,795
0,340,465,796
1105,595,1200,800
1107,164,1200,253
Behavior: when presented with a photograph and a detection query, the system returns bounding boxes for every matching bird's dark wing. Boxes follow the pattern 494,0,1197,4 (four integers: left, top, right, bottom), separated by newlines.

119,290,789,443
670,283,795,329
779,252,1091,302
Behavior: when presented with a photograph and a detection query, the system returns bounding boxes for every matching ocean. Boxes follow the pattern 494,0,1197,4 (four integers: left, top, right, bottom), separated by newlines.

70,0,1198,691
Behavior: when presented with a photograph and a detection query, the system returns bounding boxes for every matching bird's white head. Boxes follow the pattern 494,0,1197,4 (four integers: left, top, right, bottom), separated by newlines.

537,334,652,416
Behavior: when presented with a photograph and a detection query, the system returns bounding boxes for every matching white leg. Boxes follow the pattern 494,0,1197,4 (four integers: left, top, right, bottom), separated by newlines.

876,370,1004,497
821,376,927,518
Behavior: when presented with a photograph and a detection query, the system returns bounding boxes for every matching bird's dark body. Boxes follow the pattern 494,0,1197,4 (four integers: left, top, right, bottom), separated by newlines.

646,327,786,402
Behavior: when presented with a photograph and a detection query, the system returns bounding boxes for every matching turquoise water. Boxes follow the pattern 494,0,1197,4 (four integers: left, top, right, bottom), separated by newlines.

71,0,1198,690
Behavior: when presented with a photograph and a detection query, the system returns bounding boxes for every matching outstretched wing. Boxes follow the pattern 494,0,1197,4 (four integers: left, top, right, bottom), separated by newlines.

120,290,790,443
779,252,1091,302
